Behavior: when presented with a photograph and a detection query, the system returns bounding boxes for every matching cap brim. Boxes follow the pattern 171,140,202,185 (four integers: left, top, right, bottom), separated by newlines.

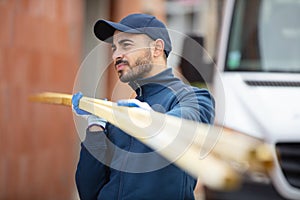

94,20,141,43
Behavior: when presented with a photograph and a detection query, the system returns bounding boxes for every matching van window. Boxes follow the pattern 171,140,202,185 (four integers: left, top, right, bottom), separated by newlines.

226,0,300,72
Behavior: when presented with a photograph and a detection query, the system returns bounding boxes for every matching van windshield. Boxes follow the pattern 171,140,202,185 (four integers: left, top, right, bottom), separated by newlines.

225,0,300,72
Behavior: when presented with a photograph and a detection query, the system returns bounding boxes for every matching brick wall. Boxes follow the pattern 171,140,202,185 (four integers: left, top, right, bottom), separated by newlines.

0,0,84,199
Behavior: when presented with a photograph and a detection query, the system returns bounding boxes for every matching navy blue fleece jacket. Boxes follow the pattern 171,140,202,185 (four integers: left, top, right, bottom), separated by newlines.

75,68,215,200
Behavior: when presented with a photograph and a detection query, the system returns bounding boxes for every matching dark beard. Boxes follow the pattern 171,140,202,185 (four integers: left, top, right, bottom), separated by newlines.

120,49,153,82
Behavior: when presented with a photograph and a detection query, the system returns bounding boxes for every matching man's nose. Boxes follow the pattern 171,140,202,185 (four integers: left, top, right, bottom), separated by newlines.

112,49,124,61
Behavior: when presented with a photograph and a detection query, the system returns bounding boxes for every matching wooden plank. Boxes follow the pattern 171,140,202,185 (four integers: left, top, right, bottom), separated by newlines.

29,92,274,191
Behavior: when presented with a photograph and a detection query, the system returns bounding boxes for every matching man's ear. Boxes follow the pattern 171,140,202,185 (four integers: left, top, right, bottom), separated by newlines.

153,39,165,57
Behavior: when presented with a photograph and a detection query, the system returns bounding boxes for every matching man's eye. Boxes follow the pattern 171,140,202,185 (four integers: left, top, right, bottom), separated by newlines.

111,45,116,52
123,43,132,48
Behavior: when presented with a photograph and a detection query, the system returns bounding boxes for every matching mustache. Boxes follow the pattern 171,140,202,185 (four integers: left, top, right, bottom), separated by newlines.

115,60,129,67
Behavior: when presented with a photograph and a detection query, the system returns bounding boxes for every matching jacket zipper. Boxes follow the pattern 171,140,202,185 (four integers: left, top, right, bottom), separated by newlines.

117,81,142,199
134,81,142,97
117,136,134,199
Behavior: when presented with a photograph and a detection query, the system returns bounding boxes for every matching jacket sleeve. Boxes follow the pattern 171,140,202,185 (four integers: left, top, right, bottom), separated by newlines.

166,88,215,124
75,130,110,200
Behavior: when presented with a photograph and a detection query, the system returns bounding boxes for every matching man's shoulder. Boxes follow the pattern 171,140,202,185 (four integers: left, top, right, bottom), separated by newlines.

171,80,212,96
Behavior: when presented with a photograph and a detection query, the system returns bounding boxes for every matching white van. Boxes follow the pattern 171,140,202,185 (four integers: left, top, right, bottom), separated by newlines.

209,0,300,199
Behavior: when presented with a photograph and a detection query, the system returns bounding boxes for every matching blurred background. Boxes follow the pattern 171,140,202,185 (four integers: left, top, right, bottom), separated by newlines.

0,0,223,199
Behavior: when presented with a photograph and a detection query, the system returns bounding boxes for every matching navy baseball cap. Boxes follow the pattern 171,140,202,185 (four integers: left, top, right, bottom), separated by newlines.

94,13,172,57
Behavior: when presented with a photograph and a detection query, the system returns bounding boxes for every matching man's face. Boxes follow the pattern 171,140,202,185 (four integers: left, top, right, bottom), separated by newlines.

112,31,153,82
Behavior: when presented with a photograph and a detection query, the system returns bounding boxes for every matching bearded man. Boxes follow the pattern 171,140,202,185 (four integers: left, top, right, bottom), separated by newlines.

72,13,215,200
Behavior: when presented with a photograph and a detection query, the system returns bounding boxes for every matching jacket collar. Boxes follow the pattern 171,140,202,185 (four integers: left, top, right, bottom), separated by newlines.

128,68,178,97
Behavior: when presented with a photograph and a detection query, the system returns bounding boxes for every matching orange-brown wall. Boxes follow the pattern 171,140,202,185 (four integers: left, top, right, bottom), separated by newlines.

0,0,168,199
0,0,83,199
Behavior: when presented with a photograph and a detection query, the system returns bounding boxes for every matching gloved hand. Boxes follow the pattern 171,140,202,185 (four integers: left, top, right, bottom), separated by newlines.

72,92,91,116
72,92,107,129
117,99,152,110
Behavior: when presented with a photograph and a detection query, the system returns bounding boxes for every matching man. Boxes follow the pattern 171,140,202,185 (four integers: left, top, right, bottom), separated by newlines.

72,13,215,200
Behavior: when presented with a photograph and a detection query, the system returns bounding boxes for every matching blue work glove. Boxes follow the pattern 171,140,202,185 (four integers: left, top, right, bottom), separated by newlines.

72,92,107,129
72,92,91,115
117,99,152,110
